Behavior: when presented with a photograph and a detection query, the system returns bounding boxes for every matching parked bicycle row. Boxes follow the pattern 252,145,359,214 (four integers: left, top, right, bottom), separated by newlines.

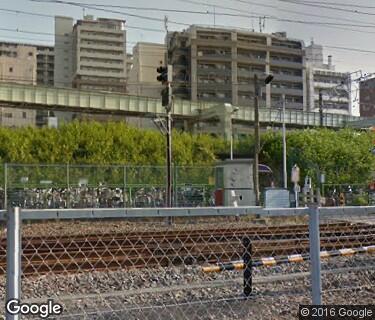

0,185,215,209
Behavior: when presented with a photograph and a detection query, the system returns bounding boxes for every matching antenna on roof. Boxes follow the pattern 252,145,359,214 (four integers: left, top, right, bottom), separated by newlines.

213,6,216,27
263,16,266,31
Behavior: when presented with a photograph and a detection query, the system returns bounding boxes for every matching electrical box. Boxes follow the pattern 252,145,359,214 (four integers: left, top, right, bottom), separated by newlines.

263,188,290,208
215,159,255,206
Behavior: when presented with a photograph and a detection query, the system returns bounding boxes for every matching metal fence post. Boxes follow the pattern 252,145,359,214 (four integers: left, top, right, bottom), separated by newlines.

4,163,8,209
309,204,322,305
6,207,22,320
66,163,70,209
243,236,252,297
123,166,127,208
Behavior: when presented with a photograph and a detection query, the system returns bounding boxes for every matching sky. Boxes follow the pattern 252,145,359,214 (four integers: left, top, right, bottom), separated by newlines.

1,0,375,74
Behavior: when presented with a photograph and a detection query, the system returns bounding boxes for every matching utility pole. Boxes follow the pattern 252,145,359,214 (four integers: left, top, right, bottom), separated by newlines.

253,74,260,205
319,89,323,127
282,94,287,189
163,15,173,210
157,65,173,212
253,73,274,206
166,66,173,209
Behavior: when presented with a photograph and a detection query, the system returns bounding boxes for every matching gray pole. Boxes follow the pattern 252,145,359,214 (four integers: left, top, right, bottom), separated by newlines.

66,163,70,209
253,74,260,205
230,115,233,160
294,183,299,208
319,90,323,127
4,163,8,209
308,205,322,305
166,86,172,208
282,94,287,189
6,207,21,320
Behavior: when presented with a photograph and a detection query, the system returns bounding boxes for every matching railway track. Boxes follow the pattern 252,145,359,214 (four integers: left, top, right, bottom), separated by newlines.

0,222,374,276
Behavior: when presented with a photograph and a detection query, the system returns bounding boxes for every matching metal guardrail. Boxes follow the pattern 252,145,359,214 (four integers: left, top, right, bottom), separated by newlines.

1,205,374,221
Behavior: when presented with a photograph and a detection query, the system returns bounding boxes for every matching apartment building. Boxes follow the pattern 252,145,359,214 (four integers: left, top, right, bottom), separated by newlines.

55,15,127,92
168,26,306,110
359,77,375,117
306,41,351,115
36,45,55,86
128,42,166,98
0,42,37,127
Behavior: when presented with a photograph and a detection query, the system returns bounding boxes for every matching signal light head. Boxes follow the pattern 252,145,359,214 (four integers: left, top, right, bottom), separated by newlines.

156,66,168,83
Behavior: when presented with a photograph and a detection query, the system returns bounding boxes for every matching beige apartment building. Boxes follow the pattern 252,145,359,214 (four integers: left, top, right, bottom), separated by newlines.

168,26,307,110
128,42,166,98
55,15,127,92
0,43,37,127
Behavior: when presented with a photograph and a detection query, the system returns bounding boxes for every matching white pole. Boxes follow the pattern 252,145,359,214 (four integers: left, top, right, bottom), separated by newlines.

6,207,21,320
282,94,287,189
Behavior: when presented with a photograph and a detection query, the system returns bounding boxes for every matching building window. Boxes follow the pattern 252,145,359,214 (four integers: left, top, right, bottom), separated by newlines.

29,52,33,56
4,113,12,118
9,67,13,72
22,112,27,119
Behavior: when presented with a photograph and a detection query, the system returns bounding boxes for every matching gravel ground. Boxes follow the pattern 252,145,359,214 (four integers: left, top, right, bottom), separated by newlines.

0,255,373,319
0,216,312,238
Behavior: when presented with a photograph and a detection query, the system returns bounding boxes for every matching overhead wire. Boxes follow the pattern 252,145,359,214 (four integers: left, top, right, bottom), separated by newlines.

277,0,375,16
28,0,375,32
289,1,375,9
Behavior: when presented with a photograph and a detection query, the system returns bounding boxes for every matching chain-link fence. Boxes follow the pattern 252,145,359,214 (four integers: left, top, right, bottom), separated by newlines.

318,208,375,305
0,164,216,210
2,206,374,319
0,207,314,319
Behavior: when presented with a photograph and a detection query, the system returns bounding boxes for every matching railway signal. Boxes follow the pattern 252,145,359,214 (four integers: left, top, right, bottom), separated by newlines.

156,66,168,84
156,64,174,211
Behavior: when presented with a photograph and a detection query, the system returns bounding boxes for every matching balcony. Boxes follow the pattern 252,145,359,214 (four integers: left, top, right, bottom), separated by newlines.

237,69,266,78
79,42,124,52
270,45,303,55
197,68,231,76
271,87,304,96
237,42,268,51
237,54,266,65
77,69,126,78
197,82,232,90
79,33,124,43
194,38,234,47
270,59,303,69
237,84,255,91
273,74,303,82
199,96,232,103
197,54,232,62
80,60,125,69
79,51,124,60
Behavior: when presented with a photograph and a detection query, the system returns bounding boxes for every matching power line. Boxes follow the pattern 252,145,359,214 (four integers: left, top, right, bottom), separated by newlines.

324,45,375,55
0,6,165,33
27,0,375,33
277,0,375,16
288,1,375,9
29,0,190,26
